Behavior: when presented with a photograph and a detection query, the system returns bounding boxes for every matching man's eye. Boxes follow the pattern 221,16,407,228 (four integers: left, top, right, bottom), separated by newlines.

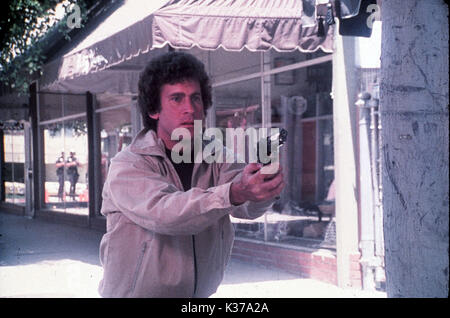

192,95,202,104
171,96,182,103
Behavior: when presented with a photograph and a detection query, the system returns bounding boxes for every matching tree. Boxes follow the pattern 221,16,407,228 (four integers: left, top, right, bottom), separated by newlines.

0,0,94,95
380,0,449,297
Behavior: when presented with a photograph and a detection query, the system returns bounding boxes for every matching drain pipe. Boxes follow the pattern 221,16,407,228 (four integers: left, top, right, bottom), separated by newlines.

356,92,378,291
369,98,386,288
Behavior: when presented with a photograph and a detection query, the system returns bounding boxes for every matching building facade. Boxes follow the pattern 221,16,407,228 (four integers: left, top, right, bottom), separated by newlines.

0,0,384,291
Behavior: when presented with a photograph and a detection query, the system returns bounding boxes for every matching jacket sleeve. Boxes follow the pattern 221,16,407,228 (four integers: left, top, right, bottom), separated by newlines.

216,162,275,220
102,156,234,236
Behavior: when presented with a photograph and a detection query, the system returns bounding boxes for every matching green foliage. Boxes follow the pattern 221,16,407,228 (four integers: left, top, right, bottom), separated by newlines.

0,0,91,95
47,120,87,137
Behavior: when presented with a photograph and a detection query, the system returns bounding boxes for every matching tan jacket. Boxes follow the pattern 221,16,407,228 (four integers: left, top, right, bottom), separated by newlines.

98,129,273,298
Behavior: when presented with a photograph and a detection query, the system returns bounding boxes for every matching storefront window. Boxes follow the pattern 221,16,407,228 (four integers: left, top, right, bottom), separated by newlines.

2,127,25,205
42,118,89,214
39,93,89,215
209,48,335,249
269,63,334,248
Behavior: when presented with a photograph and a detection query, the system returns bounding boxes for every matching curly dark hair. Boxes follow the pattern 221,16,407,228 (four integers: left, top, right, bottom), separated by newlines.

138,51,212,132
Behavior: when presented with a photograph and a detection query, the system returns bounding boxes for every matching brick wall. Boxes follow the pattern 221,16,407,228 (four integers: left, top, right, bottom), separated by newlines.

349,252,363,289
231,238,339,286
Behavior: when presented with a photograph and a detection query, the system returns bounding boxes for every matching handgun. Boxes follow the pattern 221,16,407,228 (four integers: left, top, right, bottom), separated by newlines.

257,128,288,165
256,128,287,200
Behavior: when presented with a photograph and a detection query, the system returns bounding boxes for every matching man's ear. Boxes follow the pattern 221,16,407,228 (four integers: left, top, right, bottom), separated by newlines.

149,112,159,120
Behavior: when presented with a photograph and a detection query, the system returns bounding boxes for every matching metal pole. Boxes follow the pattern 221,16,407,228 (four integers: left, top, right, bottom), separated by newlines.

356,92,376,291
369,98,385,287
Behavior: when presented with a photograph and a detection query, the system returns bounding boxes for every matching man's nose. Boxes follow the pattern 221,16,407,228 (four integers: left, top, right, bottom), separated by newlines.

182,99,195,114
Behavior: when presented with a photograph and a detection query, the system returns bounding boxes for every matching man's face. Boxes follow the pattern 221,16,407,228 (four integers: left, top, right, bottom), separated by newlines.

150,79,204,149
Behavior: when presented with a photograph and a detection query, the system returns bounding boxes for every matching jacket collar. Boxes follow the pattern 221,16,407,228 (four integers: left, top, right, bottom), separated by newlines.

129,129,167,157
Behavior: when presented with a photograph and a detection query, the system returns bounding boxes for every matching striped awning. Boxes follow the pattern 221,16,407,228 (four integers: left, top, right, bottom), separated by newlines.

40,0,334,93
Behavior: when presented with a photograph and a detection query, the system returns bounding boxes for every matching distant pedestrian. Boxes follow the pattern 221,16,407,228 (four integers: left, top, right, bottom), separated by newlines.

55,151,65,202
66,150,80,201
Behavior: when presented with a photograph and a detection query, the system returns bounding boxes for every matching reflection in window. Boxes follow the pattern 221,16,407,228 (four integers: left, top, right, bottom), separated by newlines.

39,93,63,122
96,100,132,190
2,128,25,205
214,78,262,130
216,51,336,250
100,124,132,185
42,119,89,215
209,48,260,84
213,78,262,165
268,94,334,248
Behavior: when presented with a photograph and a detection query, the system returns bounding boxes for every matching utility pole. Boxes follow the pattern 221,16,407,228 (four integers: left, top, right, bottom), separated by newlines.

380,0,449,297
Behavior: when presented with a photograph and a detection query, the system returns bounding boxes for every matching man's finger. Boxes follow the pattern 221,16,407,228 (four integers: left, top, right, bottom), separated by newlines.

268,180,285,198
244,163,263,175
261,164,282,181
262,172,284,191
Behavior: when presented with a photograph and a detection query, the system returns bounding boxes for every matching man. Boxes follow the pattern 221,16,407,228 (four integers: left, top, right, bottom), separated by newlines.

98,52,284,298
55,151,65,202
66,150,80,201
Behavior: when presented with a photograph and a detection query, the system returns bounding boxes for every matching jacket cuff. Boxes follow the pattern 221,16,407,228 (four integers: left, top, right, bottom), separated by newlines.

207,182,235,210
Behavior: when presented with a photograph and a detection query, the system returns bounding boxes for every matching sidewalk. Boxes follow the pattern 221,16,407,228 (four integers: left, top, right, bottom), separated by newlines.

0,212,385,298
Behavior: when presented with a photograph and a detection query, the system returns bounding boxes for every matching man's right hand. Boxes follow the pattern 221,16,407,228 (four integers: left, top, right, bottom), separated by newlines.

230,163,284,205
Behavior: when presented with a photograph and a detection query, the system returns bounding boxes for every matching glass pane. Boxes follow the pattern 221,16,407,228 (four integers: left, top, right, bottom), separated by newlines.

305,60,332,94
318,119,334,202
42,118,89,215
317,92,333,116
215,78,264,239
301,121,316,202
96,93,134,109
38,93,86,122
265,58,334,248
271,49,304,69
302,95,317,118
264,117,335,249
209,49,335,250
214,78,262,129
270,66,312,123
2,129,25,205
98,107,132,188
210,48,260,83
39,93,63,122
62,94,87,117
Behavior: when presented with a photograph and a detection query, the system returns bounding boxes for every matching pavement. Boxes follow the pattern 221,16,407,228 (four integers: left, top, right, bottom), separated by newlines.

0,212,386,298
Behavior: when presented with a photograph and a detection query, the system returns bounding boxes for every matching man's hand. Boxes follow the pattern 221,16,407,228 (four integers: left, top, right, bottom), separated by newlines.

230,163,284,205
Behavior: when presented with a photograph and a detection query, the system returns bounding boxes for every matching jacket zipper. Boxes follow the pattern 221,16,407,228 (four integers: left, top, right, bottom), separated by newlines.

192,235,198,296
163,154,198,296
